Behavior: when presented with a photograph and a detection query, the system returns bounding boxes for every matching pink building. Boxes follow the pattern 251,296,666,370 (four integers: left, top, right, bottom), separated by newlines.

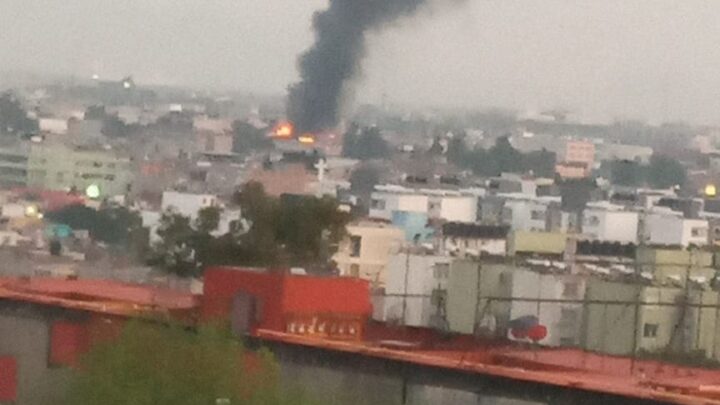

564,139,595,167
556,139,595,179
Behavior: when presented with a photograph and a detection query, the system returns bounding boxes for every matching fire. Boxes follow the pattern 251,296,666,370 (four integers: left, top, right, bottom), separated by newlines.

273,121,294,138
298,134,316,144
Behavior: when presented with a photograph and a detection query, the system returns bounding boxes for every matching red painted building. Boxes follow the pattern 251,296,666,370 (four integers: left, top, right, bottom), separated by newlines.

203,267,372,340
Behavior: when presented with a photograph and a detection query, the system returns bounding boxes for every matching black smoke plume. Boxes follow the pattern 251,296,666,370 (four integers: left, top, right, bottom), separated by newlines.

287,0,428,133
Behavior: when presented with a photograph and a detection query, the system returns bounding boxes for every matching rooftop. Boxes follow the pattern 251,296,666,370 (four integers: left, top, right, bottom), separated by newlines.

0,277,199,318
256,324,720,405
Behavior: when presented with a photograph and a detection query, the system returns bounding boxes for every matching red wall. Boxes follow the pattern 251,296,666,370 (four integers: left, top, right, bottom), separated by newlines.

282,276,371,316
49,321,90,367
202,267,372,333
0,357,16,402
202,268,285,330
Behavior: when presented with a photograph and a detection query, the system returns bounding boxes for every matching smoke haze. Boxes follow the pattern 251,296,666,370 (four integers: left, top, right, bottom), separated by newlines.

287,0,431,133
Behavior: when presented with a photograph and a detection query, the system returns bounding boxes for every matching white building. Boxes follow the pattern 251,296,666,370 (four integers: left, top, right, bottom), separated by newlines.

501,195,560,232
643,210,709,247
161,191,218,220
369,185,477,223
333,220,405,288
380,253,452,327
38,118,69,135
581,202,639,244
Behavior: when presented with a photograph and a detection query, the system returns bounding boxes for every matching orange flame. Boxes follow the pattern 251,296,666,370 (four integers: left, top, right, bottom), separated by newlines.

298,134,316,144
273,121,294,138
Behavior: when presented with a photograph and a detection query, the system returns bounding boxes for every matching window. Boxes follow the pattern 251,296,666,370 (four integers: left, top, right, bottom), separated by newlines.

691,227,707,238
350,236,362,257
530,210,545,220
349,264,360,277
371,198,385,210
643,323,659,338
584,215,599,226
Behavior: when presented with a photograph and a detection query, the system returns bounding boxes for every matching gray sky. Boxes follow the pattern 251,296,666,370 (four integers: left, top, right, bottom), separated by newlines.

3,0,720,125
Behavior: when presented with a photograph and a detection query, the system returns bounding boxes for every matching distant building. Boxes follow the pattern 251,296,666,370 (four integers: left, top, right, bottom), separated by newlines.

582,278,720,359
581,202,639,244
440,223,509,257
333,220,404,288
193,117,234,156
161,191,218,219
642,210,708,247
554,139,595,179
245,163,316,197
555,161,591,179
500,195,561,232
369,185,477,223
562,139,595,168
0,144,29,187
38,118,68,135
26,141,133,197
507,230,568,257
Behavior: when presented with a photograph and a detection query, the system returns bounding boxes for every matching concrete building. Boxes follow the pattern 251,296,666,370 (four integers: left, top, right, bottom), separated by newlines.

440,223,509,257
37,118,68,135
636,247,717,287
370,185,477,223
194,117,234,157
0,144,29,187
581,202,639,244
446,260,585,347
390,211,434,243
582,279,720,360
487,173,538,196
26,141,133,197
562,139,595,168
555,161,591,179
447,260,513,336
381,253,452,328
0,277,198,405
160,191,218,219
642,210,709,247
501,195,561,232
333,220,405,288
507,230,568,257
507,269,586,347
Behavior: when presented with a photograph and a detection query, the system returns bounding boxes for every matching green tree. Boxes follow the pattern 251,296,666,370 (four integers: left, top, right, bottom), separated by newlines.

522,148,556,177
489,136,522,174
609,159,644,187
446,132,470,166
196,206,221,234
647,154,687,189
63,321,320,405
276,195,349,265
148,212,198,277
232,121,272,153
0,91,37,134
46,205,142,246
